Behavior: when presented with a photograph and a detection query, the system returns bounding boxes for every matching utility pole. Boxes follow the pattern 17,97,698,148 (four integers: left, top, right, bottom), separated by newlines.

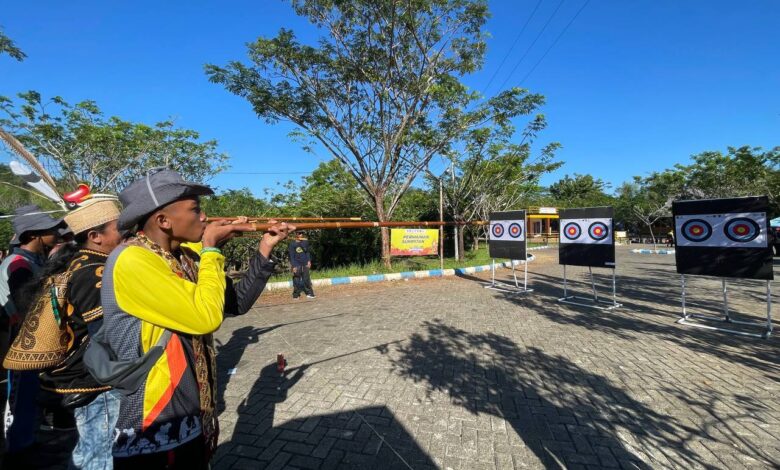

439,178,444,270
451,162,459,261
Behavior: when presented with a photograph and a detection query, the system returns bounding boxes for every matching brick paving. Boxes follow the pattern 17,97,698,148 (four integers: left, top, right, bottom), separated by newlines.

11,246,780,468
212,246,780,469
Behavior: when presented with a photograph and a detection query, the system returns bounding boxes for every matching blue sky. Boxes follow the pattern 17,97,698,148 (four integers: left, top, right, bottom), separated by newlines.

1,1,778,196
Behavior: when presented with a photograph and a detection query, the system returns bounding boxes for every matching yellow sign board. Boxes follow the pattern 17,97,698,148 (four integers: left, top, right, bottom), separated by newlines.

390,229,439,256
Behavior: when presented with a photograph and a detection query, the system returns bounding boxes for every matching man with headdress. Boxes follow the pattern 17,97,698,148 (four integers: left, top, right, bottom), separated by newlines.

0,205,65,458
32,196,124,469
99,168,292,468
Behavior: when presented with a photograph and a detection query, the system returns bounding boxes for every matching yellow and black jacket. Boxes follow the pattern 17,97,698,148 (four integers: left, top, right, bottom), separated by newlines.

101,236,274,457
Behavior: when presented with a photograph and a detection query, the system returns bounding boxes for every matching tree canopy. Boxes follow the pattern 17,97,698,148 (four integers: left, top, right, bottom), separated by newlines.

206,0,551,266
0,92,228,193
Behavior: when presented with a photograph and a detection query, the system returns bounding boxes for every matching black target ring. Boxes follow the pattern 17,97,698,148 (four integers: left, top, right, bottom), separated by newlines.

491,223,505,238
588,221,609,241
723,217,760,243
681,219,712,242
563,222,581,240
508,223,523,239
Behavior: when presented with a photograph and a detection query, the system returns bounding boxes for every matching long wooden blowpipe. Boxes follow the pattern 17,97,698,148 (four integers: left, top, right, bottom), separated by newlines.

208,216,364,222
229,220,488,232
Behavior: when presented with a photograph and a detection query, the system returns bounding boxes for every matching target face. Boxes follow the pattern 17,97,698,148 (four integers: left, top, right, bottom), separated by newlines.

508,223,523,239
489,219,525,242
560,217,613,245
563,222,581,240
681,219,712,243
588,222,609,241
674,212,767,248
724,218,760,243
488,211,526,259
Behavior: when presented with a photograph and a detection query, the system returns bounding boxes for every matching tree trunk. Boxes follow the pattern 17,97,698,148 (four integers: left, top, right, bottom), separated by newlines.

375,193,392,269
380,227,391,268
457,223,465,260
647,223,657,251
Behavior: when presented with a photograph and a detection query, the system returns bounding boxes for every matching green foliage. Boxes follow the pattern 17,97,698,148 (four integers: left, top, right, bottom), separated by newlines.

294,160,380,268
614,146,780,244
0,92,228,193
676,146,780,212
548,174,613,208
0,29,26,61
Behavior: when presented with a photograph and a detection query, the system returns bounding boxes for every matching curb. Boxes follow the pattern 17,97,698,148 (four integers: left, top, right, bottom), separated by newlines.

631,249,675,255
265,251,542,291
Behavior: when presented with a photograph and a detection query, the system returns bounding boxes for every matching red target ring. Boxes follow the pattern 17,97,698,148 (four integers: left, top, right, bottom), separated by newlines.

681,219,712,242
563,222,581,240
508,223,523,239
491,223,505,238
723,217,760,243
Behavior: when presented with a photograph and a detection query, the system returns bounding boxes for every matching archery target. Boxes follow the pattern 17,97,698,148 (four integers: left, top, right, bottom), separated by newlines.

674,212,766,248
559,218,612,245
563,222,581,241
489,220,525,242
680,219,712,243
489,211,527,260
508,223,523,239
588,222,609,241
724,218,760,243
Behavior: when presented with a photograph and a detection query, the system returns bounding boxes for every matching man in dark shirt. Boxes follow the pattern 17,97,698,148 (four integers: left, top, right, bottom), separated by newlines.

0,205,64,460
288,231,315,299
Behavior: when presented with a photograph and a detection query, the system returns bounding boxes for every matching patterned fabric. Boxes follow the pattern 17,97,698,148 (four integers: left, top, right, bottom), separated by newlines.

39,249,112,394
127,234,219,457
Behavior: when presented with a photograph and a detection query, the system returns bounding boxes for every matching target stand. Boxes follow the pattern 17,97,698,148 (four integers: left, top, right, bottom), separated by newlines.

557,264,622,310
483,257,533,295
677,275,773,339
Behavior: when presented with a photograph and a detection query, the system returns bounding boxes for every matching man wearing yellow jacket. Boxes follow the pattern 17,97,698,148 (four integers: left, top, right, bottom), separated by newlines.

100,168,292,468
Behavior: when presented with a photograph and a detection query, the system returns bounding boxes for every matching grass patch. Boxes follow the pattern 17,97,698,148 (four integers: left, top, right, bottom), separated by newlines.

269,243,547,282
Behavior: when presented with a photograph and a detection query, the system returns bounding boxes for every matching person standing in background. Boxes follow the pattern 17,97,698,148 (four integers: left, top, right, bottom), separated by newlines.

289,231,315,299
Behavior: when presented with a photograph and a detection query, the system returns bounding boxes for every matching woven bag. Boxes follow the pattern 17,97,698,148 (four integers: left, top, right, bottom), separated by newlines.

3,271,75,370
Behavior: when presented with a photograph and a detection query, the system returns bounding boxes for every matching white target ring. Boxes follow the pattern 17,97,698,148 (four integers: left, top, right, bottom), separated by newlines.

492,223,505,238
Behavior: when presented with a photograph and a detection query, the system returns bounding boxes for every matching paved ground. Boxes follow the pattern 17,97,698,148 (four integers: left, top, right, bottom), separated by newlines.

211,246,780,469
11,246,779,469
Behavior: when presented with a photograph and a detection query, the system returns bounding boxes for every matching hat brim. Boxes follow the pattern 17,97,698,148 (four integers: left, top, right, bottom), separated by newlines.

117,183,214,231
10,218,64,246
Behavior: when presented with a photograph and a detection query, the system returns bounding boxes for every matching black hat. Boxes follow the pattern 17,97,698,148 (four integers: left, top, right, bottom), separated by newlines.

117,168,214,231
9,205,65,247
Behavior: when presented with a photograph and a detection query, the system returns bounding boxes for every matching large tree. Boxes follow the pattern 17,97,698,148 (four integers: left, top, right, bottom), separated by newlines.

206,0,545,266
0,91,228,193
